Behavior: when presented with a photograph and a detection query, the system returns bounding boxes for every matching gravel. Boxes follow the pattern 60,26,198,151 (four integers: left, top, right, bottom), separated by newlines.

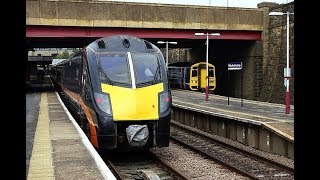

151,142,250,180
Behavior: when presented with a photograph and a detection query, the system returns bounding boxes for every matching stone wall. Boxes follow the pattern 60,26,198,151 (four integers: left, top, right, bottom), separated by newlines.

26,0,263,31
258,2,294,104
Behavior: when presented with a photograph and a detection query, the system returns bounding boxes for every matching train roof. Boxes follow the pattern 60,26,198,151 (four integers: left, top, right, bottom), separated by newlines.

86,35,160,53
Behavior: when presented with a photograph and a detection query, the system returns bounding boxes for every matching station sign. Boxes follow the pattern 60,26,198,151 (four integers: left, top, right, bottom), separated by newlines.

228,62,242,70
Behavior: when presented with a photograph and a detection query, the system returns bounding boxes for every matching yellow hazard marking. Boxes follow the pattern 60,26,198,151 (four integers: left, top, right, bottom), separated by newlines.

173,99,294,141
173,89,294,109
264,123,294,141
27,93,54,180
173,99,291,122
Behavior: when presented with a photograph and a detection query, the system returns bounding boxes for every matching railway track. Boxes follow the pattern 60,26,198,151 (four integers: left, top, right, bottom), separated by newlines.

170,122,294,180
103,151,188,180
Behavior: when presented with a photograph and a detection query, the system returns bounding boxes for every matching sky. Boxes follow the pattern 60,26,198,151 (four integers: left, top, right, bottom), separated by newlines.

107,0,293,8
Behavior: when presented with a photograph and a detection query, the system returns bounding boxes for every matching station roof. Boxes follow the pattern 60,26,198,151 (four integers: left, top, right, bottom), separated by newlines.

51,59,66,65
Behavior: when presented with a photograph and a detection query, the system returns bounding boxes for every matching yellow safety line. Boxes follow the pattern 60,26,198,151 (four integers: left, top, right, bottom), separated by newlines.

172,89,294,109
264,123,294,142
173,99,292,123
173,99,294,141
27,93,54,180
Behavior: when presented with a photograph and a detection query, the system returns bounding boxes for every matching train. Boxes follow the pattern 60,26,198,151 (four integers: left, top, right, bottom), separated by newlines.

49,35,172,151
167,62,216,91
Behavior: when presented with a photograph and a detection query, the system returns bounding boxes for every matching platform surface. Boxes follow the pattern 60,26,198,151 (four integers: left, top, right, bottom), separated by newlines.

26,79,116,180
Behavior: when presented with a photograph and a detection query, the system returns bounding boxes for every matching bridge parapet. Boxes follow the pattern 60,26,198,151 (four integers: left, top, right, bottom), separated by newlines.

27,0,263,31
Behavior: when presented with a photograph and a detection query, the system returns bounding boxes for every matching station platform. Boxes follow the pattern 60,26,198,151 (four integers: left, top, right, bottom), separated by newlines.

26,78,116,179
171,90,294,142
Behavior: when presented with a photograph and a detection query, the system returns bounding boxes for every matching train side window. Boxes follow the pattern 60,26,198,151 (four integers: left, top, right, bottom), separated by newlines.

191,70,197,77
84,84,91,100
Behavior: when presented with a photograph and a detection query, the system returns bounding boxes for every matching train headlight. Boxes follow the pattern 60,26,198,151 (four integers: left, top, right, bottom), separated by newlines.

192,80,197,83
159,91,171,114
94,92,112,116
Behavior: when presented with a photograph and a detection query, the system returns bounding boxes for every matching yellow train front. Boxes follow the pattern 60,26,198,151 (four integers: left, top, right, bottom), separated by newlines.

51,35,172,151
189,62,216,91
168,62,216,92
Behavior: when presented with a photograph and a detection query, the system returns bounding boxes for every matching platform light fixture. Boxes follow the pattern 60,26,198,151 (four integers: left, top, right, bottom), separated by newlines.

157,41,177,67
194,32,220,101
269,11,294,114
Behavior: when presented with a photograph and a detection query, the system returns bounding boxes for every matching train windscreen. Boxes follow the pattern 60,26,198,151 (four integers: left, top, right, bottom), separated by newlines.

99,53,131,85
131,53,162,85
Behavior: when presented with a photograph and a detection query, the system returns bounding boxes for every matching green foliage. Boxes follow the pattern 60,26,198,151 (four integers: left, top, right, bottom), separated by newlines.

55,50,74,59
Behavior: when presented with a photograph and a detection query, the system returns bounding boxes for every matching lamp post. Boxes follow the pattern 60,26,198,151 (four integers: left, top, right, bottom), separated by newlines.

157,41,177,68
195,32,220,101
269,11,294,114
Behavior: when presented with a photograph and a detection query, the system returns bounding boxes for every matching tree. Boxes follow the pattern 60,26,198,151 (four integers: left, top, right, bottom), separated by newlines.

55,50,73,59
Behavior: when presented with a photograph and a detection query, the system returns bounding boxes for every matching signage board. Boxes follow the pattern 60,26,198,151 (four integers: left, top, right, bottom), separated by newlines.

228,62,242,70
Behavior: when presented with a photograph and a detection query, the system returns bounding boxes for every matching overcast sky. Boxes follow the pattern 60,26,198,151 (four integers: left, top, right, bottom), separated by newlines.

108,0,293,8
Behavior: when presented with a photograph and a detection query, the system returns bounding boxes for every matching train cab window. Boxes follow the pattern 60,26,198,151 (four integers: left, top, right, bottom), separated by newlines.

131,53,162,84
99,54,131,85
191,69,197,77
209,68,215,77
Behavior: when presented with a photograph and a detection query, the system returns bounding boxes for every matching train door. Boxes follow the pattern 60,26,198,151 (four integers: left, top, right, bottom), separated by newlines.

189,66,198,90
208,66,216,90
200,68,206,89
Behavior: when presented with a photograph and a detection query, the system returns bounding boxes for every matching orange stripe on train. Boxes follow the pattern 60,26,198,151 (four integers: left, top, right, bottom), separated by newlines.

60,85,99,148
